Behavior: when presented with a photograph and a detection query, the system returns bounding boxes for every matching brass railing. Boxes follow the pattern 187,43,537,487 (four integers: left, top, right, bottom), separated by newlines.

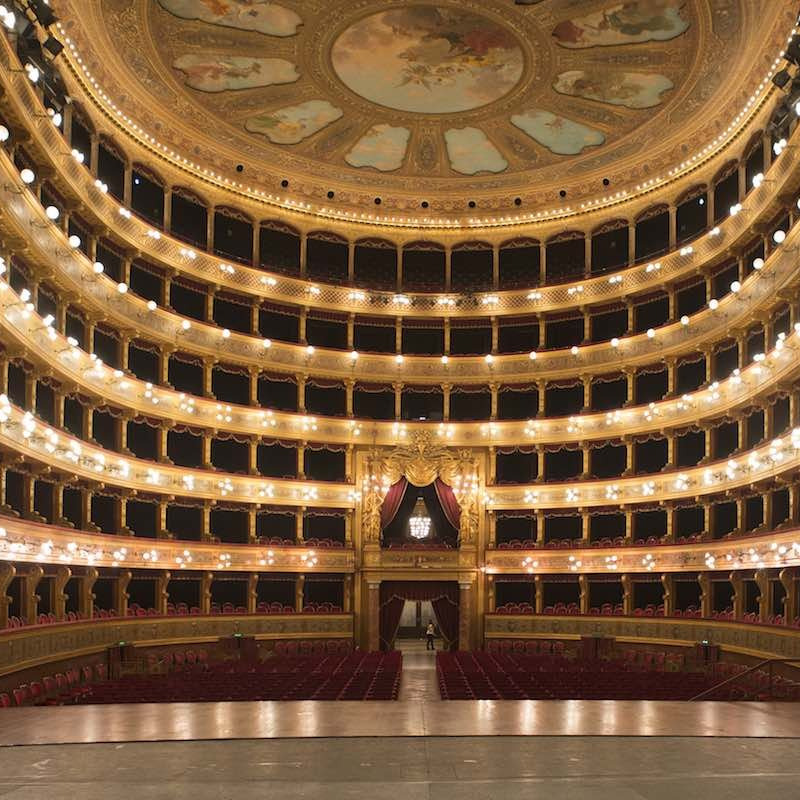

689,657,800,701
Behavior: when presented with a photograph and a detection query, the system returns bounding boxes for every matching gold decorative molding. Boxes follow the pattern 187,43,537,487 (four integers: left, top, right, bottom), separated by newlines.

361,431,480,544
484,614,800,660
45,0,795,229
0,613,354,676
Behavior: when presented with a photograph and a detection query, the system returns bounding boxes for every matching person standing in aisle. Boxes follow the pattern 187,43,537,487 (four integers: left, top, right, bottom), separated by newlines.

426,620,436,651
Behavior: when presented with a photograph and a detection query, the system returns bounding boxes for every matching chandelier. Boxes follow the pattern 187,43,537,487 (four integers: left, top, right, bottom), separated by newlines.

408,497,431,540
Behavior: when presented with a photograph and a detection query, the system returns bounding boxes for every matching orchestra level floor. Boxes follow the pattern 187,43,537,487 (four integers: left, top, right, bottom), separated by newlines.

1,647,799,798
0,735,797,800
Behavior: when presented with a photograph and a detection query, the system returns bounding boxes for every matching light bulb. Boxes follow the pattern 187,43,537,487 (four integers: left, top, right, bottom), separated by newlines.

730,280,741,293
529,351,537,360
262,338,272,349
773,230,786,244
19,168,34,184
441,355,449,365
0,125,9,143
306,345,315,355
117,283,128,294
646,328,655,339
752,258,764,270
92,262,104,274
146,300,157,311
350,350,358,360
68,235,81,249
181,320,191,331
221,328,231,339
610,338,619,348
485,354,494,364
45,205,59,220
709,299,719,310
570,346,579,356
752,172,764,187
680,315,690,326
395,354,404,364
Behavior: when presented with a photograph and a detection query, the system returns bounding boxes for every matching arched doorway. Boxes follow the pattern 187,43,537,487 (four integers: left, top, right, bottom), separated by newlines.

379,581,459,651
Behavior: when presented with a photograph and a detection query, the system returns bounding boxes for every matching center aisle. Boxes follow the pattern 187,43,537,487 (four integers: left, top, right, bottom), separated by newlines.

396,639,441,702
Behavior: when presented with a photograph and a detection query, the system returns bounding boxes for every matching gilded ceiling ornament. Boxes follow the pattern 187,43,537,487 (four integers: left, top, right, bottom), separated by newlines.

157,0,303,37
58,0,786,215
172,55,299,92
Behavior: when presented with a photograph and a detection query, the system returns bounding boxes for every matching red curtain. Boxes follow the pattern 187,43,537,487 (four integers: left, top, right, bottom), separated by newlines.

379,595,406,651
434,478,461,532
430,595,459,648
380,477,408,529
379,581,460,650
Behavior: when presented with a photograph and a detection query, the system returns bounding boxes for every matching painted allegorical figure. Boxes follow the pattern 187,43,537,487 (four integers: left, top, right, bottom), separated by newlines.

553,1,690,48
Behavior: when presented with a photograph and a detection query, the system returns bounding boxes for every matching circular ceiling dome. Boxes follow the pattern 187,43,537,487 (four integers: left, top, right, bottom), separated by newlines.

330,7,525,114
51,0,794,223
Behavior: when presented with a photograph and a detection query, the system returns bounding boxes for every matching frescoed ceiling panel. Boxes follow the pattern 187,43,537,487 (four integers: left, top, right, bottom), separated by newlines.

51,0,793,213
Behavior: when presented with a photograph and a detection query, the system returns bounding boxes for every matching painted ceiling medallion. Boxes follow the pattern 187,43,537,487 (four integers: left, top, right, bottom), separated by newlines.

330,6,524,114
553,1,690,49
345,125,411,172
157,0,302,37
245,100,344,144
173,55,299,92
444,128,507,175
511,110,605,156
553,70,674,110
60,0,786,217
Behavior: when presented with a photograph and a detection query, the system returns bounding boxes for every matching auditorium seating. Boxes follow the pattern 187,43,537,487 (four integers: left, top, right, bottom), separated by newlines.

437,650,719,700
75,649,401,703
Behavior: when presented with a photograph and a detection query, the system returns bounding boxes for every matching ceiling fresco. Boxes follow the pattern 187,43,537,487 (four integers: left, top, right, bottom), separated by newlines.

51,0,792,214
330,7,525,115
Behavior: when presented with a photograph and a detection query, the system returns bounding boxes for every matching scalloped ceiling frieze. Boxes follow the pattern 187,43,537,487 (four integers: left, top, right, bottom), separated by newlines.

51,0,794,223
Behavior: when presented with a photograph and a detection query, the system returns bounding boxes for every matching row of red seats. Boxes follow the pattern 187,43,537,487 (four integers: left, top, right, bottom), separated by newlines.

437,651,715,700
77,650,400,703
1,662,107,708
274,639,352,657
385,542,454,550
705,661,800,700
496,534,703,550
302,538,345,548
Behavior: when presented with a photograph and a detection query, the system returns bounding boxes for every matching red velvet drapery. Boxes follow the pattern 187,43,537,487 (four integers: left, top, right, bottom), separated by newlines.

378,581,460,650
434,478,461,532
380,477,408,530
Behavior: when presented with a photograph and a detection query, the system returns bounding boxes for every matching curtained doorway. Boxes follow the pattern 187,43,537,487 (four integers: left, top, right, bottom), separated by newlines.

379,581,459,651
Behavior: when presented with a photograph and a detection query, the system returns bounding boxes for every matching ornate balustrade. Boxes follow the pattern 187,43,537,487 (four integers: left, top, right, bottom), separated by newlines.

0,612,354,676
484,613,800,660
0,276,797,447
2,152,800,385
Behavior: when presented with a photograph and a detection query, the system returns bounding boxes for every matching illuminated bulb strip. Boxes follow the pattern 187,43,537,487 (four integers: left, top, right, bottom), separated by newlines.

3,95,800,323
45,18,795,229
1,395,800,512
0,517,354,571
0,398,353,508
5,164,799,386
485,534,800,576
0,282,797,449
